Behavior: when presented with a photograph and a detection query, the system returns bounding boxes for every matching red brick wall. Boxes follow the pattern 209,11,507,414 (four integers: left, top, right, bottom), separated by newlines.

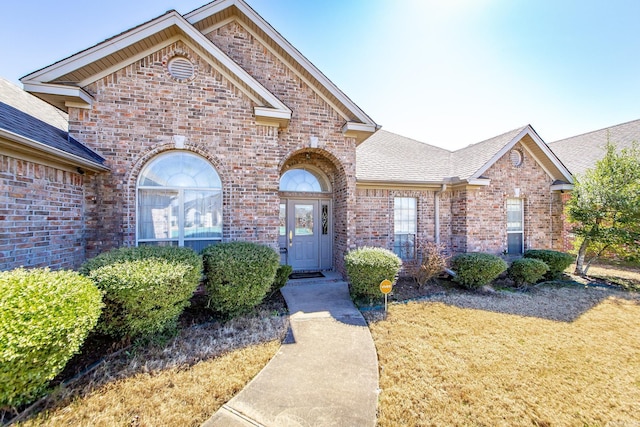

68,23,356,268
0,155,85,270
452,142,559,254
354,141,566,257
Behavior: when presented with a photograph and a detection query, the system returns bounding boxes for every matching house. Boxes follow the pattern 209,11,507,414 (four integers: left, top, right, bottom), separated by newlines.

3,0,574,273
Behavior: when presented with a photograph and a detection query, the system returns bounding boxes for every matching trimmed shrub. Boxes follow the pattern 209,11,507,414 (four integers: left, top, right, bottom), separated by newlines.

269,265,292,296
344,247,402,299
202,242,280,317
523,249,574,280
79,245,202,287
450,252,508,289
90,259,196,338
507,258,549,287
1,268,102,408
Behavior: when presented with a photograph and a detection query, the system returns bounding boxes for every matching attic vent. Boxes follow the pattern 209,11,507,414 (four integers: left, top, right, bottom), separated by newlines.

510,149,523,167
168,57,194,81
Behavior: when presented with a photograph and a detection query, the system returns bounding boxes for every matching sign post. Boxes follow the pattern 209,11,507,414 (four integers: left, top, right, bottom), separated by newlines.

379,279,393,319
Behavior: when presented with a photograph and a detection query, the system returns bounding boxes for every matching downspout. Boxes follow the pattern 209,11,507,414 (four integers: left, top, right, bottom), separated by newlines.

434,184,447,244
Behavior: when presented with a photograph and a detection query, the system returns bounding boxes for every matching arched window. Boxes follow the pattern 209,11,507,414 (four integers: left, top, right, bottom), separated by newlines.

279,168,329,192
137,152,222,252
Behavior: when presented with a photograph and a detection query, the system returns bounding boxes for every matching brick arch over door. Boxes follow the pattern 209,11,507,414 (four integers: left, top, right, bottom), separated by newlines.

280,148,353,273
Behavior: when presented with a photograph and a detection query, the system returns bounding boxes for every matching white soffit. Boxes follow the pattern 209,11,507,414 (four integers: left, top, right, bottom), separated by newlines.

21,10,291,123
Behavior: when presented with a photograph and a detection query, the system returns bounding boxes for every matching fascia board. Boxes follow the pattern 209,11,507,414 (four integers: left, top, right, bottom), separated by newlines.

550,183,574,192
0,128,109,172
22,11,289,114
470,127,527,180
188,0,377,127
22,82,93,108
356,179,444,190
525,126,575,184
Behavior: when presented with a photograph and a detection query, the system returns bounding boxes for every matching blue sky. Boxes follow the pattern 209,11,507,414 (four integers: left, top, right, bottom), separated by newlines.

1,0,639,149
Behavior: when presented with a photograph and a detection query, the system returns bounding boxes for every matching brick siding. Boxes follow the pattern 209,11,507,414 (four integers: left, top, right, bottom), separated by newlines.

0,155,85,270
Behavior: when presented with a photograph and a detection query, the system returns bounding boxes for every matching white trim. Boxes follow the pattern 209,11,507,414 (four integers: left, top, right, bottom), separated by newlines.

471,125,574,184
21,11,290,115
0,128,109,172
466,178,491,186
186,0,377,127
550,183,574,192
22,82,93,109
254,106,291,128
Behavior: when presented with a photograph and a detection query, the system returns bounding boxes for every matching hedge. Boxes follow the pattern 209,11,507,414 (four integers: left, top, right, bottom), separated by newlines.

79,245,202,286
507,258,549,287
202,242,280,317
344,247,402,300
450,252,508,289
0,268,102,408
90,259,197,338
523,249,574,280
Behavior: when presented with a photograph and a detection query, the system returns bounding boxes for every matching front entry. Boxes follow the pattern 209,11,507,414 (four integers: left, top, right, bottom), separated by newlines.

279,198,332,271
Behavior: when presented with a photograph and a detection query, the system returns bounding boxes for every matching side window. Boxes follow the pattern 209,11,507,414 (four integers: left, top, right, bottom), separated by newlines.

137,152,222,252
394,197,417,259
507,198,524,254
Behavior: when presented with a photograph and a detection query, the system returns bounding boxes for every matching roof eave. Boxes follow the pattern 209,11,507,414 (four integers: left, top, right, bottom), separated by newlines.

0,128,109,172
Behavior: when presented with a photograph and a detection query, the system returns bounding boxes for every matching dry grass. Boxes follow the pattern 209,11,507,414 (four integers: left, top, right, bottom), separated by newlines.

16,309,287,427
367,287,640,426
575,263,640,292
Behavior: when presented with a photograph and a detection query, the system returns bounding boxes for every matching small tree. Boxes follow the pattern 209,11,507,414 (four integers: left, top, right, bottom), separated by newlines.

566,142,640,275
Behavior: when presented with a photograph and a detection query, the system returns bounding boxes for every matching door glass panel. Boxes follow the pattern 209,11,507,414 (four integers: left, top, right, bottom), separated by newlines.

295,204,314,236
279,203,286,236
138,189,179,240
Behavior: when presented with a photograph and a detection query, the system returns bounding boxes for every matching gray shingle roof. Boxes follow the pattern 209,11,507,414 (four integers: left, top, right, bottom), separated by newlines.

357,126,529,183
549,119,640,176
0,77,105,167
356,130,452,182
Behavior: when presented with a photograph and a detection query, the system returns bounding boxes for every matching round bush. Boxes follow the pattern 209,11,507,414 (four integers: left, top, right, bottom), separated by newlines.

80,245,203,287
450,252,508,289
202,242,280,317
0,268,102,408
507,258,549,286
523,249,574,280
344,247,402,299
90,259,196,338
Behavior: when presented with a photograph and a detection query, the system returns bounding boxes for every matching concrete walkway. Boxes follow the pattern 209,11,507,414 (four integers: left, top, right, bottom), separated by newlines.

202,273,379,426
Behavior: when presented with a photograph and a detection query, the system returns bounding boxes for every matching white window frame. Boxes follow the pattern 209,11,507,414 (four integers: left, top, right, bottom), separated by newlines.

506,198,524,254
394,197,417,259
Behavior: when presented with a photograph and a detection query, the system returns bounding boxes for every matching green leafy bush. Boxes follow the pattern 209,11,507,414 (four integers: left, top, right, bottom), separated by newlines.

507,258,549,287
269,265,292,296
450,253,508,289
90,259,197,338
80,245,202,287
523,249,574,280
202,242,280,317
0,268,102,408
344,247,402,299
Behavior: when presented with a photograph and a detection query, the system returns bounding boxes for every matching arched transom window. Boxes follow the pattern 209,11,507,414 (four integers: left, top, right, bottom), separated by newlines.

137,151,222,252
279,168,330,192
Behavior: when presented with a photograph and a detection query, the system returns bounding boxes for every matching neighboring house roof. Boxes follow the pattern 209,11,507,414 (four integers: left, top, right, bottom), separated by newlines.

357,125,573,188
21,0,377,142
549,118,640,176
0,77,107,171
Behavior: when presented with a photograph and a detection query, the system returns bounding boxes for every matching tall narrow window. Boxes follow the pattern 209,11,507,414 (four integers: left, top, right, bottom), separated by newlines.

394,197,417,259
137,152,222,252
507,198,524,254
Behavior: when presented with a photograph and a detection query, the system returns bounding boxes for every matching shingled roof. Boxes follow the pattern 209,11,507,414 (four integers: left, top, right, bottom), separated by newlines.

549,118,640,176
0,77,107,170
357,125,572,187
